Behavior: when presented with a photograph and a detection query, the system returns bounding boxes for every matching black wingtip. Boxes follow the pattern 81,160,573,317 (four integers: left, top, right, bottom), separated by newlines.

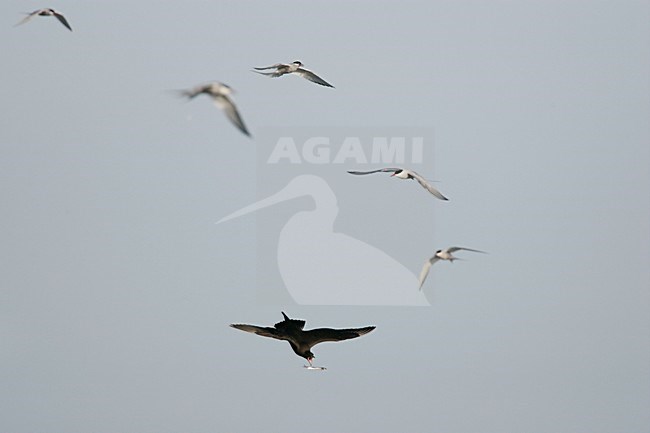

357,326,376,336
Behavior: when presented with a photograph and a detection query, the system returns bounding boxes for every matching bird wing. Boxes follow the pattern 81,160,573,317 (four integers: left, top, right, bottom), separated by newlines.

252,70,283,78
253,64,283,70
418,256,440,290
179,84,209,99
53,11,72,31
15,10,40,27
408,170,449,200
213,95,251,137
230,324,289,341
295,68,335,88
347,168,401,175
447,247,486,254
303,326,375,348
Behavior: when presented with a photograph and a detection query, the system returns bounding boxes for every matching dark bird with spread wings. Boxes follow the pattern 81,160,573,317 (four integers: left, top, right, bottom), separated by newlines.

253,61,335,88
230,312,375,366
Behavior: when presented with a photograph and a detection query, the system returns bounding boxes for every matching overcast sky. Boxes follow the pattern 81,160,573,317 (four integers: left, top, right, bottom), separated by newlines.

1,1,649,432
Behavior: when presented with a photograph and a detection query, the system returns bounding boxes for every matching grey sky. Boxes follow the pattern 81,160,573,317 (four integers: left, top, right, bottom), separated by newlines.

1,1,649,432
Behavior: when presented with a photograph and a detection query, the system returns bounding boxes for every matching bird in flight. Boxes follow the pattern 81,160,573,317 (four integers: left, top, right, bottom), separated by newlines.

347,167,449,201
230,312,375,367
177,82,251,137
253,61,335,88
418,247,487,290
16,8,72,31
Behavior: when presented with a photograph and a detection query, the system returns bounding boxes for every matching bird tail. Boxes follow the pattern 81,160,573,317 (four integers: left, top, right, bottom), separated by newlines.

14,14,33,27
281,312,290,321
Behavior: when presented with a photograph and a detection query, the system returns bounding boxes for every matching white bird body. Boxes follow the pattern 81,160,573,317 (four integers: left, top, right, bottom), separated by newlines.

434,249,457,261
418,247,487,290
392,170,411,180
281,62,301,73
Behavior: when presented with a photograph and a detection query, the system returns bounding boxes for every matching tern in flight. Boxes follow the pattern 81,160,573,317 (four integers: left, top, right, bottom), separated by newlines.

177,82,251,137
253,61,334,88
16,8,72,31
230,312,375,367
418,247,487,290
347,168,449,201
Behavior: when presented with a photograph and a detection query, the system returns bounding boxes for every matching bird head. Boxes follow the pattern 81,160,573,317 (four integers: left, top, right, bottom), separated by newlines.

217,82,234,94
292,60,303,66
390,169,403,177
305,351,315,362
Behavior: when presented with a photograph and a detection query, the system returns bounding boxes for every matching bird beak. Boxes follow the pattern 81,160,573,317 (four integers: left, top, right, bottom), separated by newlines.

215,178,307,225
